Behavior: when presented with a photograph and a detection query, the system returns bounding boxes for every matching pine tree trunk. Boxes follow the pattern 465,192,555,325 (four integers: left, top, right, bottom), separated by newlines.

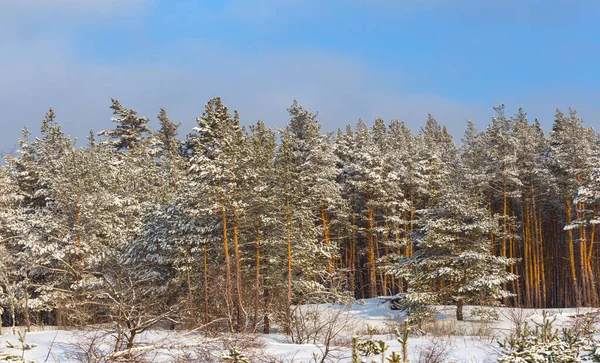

527,186,541,307
588,209,598,306
367,205,377,298
263,288,271,334
565,196,579,305
350,213,357,297
582,203,598,306
203,242,209,325
23,279,31,331
523,196,532,307
456,299,464,321
407,163,414,259
531,208,541,308
232,206,246,331
502,174,509,306
221,204,234,332
382,216,390,295
489,192,495,255
580,226,589,305
396,229,403,294
285,181,293,335
321,205,332,274
533,188,546,307
509,209,520,306
10,292,16,333
374,226,383,296
253,216,261,333
185,243,193,328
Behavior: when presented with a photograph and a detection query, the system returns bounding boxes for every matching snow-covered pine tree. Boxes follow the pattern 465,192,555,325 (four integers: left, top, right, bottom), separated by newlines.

482,105,522,305
276,100,346,334
461,120,490,195
342,119,386,298
512,109,552,308
576,162,600,307
244,120,282,333
188,97,248,331
374,119,410,296
3,109,79,327
384,120,426,296
417,159,517,320
0,164,23,331
549,108,599,306
157,107,181,155
70,100,176,337
286,101,343,282
156,107,185,192
334,124,362,296
126,107,201,326
419,114,456,208
98,99,152,152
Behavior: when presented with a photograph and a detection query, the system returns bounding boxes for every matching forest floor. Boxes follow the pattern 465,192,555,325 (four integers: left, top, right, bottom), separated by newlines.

0,299,597,362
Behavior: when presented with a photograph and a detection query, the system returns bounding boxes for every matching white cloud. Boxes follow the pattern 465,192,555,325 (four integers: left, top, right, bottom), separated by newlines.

0,29,485,151
2,0,597,153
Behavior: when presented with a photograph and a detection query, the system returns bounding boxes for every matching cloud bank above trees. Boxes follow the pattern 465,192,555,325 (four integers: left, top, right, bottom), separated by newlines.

1,0,598,152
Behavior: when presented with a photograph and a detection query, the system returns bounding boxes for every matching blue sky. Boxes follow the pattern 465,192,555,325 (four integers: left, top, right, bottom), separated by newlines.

1,0,599,151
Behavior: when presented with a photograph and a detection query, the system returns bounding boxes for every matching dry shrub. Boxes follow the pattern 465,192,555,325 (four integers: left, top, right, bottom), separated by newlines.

420,319,463,337
501,308,534,335
416,336,453,363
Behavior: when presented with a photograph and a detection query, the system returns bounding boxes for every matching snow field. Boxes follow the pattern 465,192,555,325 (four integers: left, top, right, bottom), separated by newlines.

1,298,598,362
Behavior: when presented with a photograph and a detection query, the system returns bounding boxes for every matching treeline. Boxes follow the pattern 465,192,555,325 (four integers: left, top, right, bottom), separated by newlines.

0,98,598,337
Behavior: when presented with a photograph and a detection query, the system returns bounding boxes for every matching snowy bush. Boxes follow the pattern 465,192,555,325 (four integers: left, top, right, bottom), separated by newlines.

497,311,600,362
470,306,500,321
1,331,36,363
221,347,250,363
395,293,436,329
352,322,411,363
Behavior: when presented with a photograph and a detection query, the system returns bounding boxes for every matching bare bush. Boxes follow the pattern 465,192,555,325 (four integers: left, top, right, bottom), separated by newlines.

63,330,109,363
164,333,279,363
354,323,388,337
416,336,453,363
566,308,600,342
64,329,273,363
63,329,159,363
89,255,182,352
467,321,497,344
501,308,534,336
420,319,462,337
289,305,354,344
288,304,355,363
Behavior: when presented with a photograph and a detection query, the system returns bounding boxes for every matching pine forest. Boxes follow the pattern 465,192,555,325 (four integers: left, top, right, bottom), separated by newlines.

2,97,600,338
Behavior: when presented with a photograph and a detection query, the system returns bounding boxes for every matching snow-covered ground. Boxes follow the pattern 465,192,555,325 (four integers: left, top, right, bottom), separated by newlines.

0,299,597,362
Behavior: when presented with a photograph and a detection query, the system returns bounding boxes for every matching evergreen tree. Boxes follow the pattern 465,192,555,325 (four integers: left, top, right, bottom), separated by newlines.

188,97,247,331
417,163,517,320
245,121,282,333
482,105,522,304
98,99,152,152
512,110,552,308
550,108,599,306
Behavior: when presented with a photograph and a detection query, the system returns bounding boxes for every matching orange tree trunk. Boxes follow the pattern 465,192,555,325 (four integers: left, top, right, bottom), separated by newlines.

221,204,234,331
565,196,579,305
367,206,377,298
232,206,246,331
285,181,293,335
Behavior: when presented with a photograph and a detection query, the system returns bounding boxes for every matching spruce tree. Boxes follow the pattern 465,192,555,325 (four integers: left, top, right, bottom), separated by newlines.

98,99,152,152
417,162,517,320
